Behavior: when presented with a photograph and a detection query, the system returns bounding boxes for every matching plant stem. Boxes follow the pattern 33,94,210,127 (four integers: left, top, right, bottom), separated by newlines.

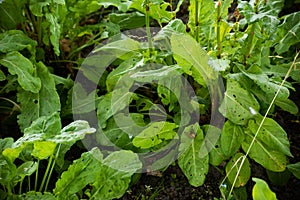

44,144,60,192
19,179,23,194
34,159,40,191
39,154,54,192
216,0,222,58
195,0,199,42
145,0,153,53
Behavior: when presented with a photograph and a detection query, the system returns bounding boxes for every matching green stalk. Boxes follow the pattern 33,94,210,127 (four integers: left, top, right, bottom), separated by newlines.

28,176,31,191
39,154,54,192
195,0,199,42
44,144,60,192
243,0,260,65
34,159,40,191
145,0,153,53
19,180,23,194
216,0,221,58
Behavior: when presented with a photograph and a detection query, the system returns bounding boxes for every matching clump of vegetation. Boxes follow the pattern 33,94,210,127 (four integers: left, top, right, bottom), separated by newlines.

0,0,299,199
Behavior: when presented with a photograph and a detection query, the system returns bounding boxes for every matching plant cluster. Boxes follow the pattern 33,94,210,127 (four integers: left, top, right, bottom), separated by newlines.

0,0,300,199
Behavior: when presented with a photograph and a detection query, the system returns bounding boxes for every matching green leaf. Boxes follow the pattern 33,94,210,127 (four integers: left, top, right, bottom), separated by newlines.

0,138,13,152
0,51,41,93
50,120,96,144
225,153,251,187
97,90,137,129
221,120,244,157
0,0,26,30
171,33,218,85
242,131,287,172
178,123,209,187
252,178,276,200
275,11,300,54
0,155,17,185
54,148,103,198
287,162,300,179
130,0,175,25
15,161,37,182
17,62,61,131
45,12,61,56
0,69,5,81
236,64,290,100
132,121,178,149
31,141,56,159
71,82,98,114
275,98,299,115
109,12,145,29
219,78,260,125
91,150,142,199
24,112,61,137
249,116,292,157
99,0,131,12
99,113,145,148
0,30,37,53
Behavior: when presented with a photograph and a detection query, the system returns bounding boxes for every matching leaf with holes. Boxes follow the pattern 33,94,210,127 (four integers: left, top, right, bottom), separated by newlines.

219,78,260,125
178,123,209,187
17,62,60,131
226,153,251,187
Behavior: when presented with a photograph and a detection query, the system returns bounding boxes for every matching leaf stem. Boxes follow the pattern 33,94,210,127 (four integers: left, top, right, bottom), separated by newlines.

44,144,60,192
145,0,153,53
195,0,199,42
34,159,40,191
217,0,222,59
39,154,54,192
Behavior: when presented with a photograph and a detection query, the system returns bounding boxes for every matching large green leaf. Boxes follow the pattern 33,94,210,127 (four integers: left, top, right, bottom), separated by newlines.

0,30,37,53
171,33,217,85
45,12,61,56
252,178,276,200
275,11,300,54
91,150,142,199
219,78,260,125
236,64,290,100
248,117,292,157
54,148,103,199
225,153,250,187
17,62,60,131
242,131,287,172
0,51,41,93
132,121,177,149
221,120,244,157
178,123,209,187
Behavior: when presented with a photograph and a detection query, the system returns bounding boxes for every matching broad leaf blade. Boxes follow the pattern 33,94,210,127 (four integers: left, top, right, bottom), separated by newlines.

221,120,244,157
178,123,209,187
219,79,260,125
54,148,103,198
17,62,60,131
0,51,41,93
